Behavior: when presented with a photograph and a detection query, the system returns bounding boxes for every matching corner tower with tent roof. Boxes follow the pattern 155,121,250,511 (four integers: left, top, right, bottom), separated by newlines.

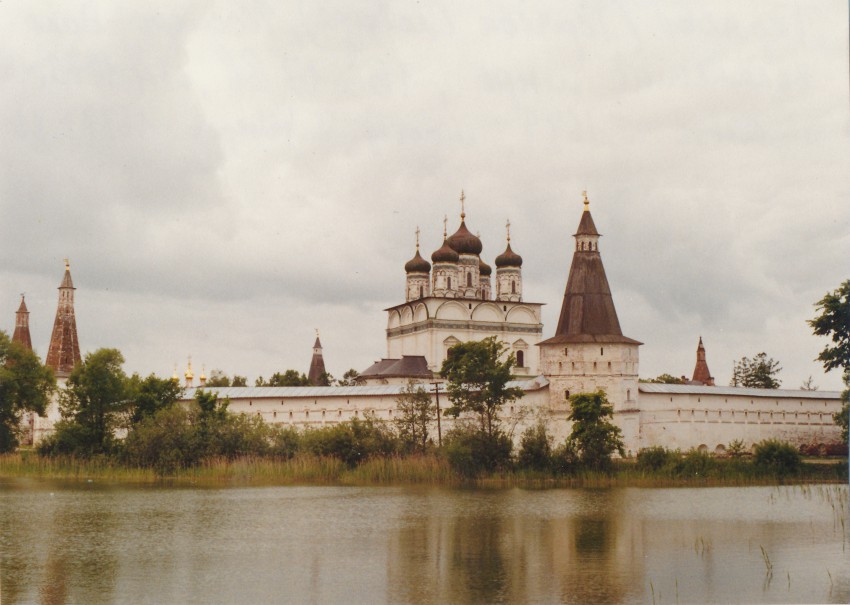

385,191,543,378
12,295,33,351
45,260,82,380
538,193,642,450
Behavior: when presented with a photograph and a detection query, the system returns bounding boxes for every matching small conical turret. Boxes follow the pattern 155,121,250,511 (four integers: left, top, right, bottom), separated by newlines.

308,330,328,386
691,337,714,386
12,295,33,351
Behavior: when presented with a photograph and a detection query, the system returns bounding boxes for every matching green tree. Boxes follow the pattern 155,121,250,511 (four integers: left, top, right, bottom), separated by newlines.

205,370,231,387
566,390,624,470
730,353,782,388
799,376,818,391
206,371,247,387
641,373,686,384
440,336,524,437
517,422,553,471
336,369,360,386
808,280,850,372
0,332,56,452
256,370,311,387
57,348,129,455
394,380,434,452
127,373,183,425
808,280,850,445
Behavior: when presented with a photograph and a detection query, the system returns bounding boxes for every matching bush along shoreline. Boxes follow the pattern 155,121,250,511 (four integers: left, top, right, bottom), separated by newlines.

5,416,846,487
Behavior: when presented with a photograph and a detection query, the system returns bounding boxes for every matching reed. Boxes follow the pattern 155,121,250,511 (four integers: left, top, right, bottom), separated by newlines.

1,452,846,488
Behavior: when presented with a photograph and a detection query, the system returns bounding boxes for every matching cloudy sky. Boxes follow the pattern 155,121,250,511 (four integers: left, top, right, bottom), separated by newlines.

1,1,847,390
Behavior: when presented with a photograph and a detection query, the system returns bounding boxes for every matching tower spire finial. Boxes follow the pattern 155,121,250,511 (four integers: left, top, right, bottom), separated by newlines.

506,219,511,243
315,328,320,339
582,190,589,210
64,257,70,270
460,190,466,220
443,214,448,239
415,226,420,250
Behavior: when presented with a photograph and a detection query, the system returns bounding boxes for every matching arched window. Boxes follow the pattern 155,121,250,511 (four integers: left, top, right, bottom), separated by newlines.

565,390,570,400
516,350,524,367
627,389,631,400
467,272,472,287
511,281,516,294
419,285,423,298
447,277,452,289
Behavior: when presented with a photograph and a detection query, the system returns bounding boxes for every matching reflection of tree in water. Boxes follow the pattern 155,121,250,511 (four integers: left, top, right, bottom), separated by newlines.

39,552,68,605
447,513,508,602
386,489,644,604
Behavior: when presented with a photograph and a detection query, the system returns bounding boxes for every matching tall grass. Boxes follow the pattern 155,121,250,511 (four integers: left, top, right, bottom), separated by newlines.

1,452,846,488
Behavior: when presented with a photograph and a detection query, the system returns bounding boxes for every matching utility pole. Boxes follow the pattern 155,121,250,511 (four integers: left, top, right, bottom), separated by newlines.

430,381,443,447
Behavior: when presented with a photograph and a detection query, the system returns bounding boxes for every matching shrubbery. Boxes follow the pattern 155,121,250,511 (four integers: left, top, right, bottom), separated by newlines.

444,426,513,478
753,439,801,476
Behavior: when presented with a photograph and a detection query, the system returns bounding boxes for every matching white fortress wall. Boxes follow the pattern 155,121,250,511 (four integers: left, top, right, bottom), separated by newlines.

637,384,842,453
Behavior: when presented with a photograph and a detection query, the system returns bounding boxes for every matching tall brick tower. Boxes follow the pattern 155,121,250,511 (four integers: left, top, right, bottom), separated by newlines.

12,295,33,351
308,331,327,386
45,260,81,378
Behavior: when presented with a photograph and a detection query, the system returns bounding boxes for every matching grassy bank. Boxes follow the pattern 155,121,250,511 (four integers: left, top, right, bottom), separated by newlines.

1,452,846,488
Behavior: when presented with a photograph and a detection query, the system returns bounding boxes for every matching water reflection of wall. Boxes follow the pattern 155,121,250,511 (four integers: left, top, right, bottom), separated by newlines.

386,489,646,604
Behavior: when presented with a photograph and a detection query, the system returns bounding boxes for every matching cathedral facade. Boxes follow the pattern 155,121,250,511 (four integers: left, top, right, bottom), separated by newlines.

384,195,543,378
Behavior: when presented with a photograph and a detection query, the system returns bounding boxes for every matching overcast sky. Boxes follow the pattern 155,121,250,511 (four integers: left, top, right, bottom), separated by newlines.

1,1,847,390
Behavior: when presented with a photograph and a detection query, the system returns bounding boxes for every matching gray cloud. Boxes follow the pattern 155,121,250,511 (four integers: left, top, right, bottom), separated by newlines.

1,1,847,390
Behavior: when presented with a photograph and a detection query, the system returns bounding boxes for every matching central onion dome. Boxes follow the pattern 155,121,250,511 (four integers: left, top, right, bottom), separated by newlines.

495,243,522,268
478,257,492,276
431,237,459,263
446,220,483,255
405,249,431,273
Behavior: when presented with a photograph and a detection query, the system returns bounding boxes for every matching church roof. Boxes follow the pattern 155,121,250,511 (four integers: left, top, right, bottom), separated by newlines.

495,243,522,268
360,355,433,379
405,249,431,274
431,237,459,263
539,202,641,347
446,220,483,255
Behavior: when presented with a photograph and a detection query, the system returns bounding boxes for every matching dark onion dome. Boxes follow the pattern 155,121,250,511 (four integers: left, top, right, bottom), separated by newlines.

495,243,523,268
478,257,492,276
405,249,431,273
431,238,459,263
446,220,483,255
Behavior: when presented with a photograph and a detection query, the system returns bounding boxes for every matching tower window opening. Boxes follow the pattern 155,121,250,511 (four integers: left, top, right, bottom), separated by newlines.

419,286,423,298
468,303,472,309
467,273,472,287
516,350,524,367
511,281,516,294
565,390,570,400
627,389,631,400
593,362,597,370
564,348,568,356
607,361,611,369
600,347,604,355
447,277,451,289
503,305,507,311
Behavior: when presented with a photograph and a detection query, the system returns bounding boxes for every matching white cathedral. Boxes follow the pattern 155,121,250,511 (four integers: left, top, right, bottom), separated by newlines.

175,192,842,455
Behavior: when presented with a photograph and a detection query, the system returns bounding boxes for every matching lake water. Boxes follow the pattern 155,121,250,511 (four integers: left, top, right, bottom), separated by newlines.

0,480,847,604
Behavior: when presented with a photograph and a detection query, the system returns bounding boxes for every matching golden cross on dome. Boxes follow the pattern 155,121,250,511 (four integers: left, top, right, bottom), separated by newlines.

64,258,70,270
315,328,320,338
582,190,589,208
460,190,466,219
506,219,511,242
415,226,420,250
443,214,448,238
